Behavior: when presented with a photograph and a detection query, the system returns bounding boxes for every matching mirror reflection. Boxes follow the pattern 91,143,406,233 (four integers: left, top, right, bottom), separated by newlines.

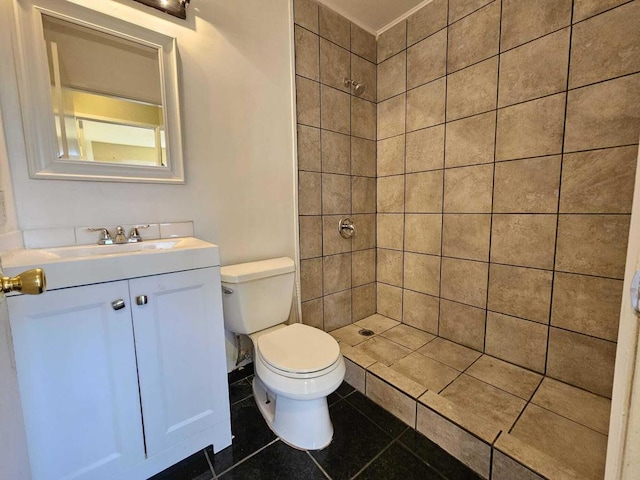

42,15,166,167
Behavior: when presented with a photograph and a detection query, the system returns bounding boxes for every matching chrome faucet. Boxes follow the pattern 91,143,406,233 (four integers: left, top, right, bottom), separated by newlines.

87,227,114,245
114,226,127,244
88,224,150,244
128,225,150,243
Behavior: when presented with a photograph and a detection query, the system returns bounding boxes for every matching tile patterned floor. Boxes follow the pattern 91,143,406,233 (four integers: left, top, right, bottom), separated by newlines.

150,370,481,480
335,314,612,479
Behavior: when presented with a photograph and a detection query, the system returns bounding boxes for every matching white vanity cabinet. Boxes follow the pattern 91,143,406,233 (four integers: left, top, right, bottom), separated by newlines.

7,265,232,480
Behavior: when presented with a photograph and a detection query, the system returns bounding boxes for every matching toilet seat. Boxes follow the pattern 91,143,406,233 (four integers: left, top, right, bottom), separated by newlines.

256,324,341,379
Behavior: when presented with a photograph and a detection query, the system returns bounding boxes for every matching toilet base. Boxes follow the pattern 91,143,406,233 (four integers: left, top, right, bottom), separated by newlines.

252,376,334,450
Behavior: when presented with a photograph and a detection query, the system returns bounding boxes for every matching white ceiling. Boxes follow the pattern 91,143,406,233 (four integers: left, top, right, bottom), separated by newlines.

316,0,431,34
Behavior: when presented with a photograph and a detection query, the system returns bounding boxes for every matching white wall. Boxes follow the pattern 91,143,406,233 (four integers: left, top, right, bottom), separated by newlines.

1,0,297,267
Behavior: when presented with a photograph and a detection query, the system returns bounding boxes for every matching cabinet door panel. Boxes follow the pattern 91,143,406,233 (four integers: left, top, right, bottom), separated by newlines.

130,267,228,455
8,281,144,480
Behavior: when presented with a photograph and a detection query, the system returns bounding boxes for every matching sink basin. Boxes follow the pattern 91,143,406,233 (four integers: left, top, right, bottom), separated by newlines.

1,237,220,291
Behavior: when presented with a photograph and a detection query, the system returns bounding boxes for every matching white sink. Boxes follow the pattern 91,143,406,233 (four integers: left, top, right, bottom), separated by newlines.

1,237,220,291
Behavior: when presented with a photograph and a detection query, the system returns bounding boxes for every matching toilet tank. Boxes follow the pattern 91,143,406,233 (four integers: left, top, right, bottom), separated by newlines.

220,257,295,335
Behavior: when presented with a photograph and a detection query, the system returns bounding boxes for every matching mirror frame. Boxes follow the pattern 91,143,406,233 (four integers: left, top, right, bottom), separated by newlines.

12,0,185,184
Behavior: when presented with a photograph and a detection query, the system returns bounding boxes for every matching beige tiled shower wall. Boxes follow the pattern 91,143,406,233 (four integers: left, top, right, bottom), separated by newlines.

294,0,378,331
375,0,640,398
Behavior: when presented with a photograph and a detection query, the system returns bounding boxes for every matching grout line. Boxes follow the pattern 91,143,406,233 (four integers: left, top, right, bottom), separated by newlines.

203,448,217,479
509,379,546,434
294,22,376,66
213,438,280,478
307,451,332,479
349,441,396,479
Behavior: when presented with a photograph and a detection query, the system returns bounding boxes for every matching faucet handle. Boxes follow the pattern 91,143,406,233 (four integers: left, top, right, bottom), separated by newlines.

87,227,113,245
128,224,150,243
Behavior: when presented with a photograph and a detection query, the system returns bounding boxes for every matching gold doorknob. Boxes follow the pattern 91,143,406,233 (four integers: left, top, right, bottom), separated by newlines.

1,268,47,295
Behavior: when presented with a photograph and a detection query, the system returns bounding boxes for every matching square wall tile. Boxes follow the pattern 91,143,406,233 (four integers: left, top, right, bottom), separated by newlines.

442,214,491,262
378,94,406,140
498,28,570,107
404,252,441,296
402,290,439,334
352,248,376,286
560,146,637,214
378,21,406,62
377,282,403,321
416,404,492,478
493,156,561,213
320,38,349,92
407,30,447,89
378,52,406,102
490,214,557,270
377,248,403,287
447,1,500,72
297,125,321,172
318,5,349,48
407,0,447,45
294,0,318,33
351,54,376,103
352,97,376,140
300,257,323,301
353,283,376,321
366,373,417,427
405,171,444,213
322,173,351,215
377,175,404,213
445,111,496,168
377,214,404,250
352,176,376,214
406,125,445,172
321,85,350,134
501,0,572,51
439,299,486,351
496,93,566,161
551,272,622,342
299,216,322,259
323,215,351,255
447,57,498,121
569,1,640,89
302,298,323,329
324,290,352,331
377,136,405,177
564,73,640,152
488,264,552,324
485,312,548,373
555,214,630,279
444,164,493,213
321,130,350,174
298,171,322,215
351,24,376,63
407,78,446,132
573,0,631,22
404,214,442,255
352,214,376,250
295,26,320,81
324,253,351,294
441,257,489,308
351,137,377,177
449,0,493,24
547,327,617,398
296,76,320,127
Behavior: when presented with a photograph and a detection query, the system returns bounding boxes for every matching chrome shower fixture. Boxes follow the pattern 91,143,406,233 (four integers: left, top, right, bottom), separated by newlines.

344,78,366,96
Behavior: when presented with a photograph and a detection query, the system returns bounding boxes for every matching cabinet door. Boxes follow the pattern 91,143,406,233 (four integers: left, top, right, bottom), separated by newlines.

8,281,145,480
130,267,228,456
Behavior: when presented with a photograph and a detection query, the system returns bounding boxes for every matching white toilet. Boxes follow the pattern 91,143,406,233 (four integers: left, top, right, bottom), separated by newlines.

220,257,345,450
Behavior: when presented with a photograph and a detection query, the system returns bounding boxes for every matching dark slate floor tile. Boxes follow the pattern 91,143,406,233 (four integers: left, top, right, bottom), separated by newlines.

219,440,327,480
355,442,442,480
328,391,342,406
229,378,253,405
228,364,254,384
336,381,356,397
311,400,394,480
345,391,409,439
148,448,213,480
399,429,482,480
211,396,277,475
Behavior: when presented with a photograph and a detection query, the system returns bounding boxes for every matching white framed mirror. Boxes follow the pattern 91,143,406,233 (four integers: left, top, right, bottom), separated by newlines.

12,0,185,184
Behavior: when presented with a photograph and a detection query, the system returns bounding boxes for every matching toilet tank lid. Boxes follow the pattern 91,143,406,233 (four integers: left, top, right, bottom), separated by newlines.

221,257,295,283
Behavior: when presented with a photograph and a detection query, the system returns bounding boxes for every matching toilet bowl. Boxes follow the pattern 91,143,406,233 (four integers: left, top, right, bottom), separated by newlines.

221,257,345,450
